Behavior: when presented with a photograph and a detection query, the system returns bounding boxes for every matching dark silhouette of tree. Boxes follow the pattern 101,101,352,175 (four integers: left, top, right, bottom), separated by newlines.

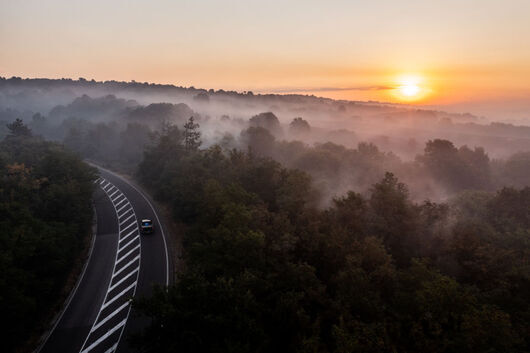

0,132,96,351
193,92,210,102
418,139,492,192
133,144,529,352
501,151,530,188
249,112,282,136
6,118,32,137
183,116,201,151
240,126,275,157
288,117,311,136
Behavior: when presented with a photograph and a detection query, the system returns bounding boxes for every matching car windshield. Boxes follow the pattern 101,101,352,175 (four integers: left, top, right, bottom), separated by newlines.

142,222,152,226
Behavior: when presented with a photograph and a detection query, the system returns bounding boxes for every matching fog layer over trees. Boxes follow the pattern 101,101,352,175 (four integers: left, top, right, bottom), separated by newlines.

1,77,529,352
131,124,529,352
1,77,528,203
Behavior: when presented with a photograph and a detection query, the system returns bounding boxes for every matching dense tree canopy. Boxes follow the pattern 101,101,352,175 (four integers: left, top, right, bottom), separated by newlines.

1,77,529,353
0,121,97,351
133,124,529,353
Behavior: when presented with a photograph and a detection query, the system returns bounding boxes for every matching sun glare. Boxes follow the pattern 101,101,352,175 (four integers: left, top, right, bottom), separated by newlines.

399,84,420,97
393,74,427,101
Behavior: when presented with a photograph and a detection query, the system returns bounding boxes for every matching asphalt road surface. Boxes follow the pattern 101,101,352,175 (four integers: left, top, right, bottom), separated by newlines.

39,166,170,353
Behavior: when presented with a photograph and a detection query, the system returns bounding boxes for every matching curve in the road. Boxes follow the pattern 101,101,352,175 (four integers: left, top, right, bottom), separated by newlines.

79,178,141,353
97,166,170,287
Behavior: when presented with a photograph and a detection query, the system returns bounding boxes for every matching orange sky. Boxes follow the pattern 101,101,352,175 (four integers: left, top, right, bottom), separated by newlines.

1,0,530,119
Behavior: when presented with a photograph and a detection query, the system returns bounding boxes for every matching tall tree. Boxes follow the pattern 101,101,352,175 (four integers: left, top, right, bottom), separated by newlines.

183,116,201,151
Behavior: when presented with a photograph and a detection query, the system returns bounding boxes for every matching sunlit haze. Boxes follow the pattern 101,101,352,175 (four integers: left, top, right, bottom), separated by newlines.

2,2,530,352
1,0,530,121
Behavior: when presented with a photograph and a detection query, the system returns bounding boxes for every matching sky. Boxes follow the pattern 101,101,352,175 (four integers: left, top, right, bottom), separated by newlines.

1,0,530,121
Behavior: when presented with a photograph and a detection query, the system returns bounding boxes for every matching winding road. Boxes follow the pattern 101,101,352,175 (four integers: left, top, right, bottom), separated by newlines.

39,166,171,353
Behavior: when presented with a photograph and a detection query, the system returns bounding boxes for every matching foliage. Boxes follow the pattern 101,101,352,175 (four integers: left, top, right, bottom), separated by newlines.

0,121,97,351
249,112,282,136
183,117,202,151
289,117,311,136
133,125,529,352
417,139,492,192
7,118,32,137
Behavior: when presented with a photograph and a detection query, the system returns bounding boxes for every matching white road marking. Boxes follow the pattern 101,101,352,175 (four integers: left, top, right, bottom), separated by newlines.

112,173,170,286
108,189,120,199
114,197,127,208
113,255,140,279
115,244,140,266
119,214,134,226
102,282,136,310
119,229,138,244
78,177,141,353
118,237,139,255
36,198,99,353
103,342,118,353
80,318,126,353
116,203,130,214
108,268,139,293
91,301,129,332
118,208,133,219
120,221,136,234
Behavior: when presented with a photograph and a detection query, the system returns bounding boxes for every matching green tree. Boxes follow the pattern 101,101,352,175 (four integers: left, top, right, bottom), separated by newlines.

0,132,97,351
6,118,32,137
289,117,311,136
183,116,201,151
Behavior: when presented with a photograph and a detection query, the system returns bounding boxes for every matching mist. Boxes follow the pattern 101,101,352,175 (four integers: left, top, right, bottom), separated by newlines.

1,76,529,205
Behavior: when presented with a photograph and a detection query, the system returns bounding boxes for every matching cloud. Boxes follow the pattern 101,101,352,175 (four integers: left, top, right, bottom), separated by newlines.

270,85,395,93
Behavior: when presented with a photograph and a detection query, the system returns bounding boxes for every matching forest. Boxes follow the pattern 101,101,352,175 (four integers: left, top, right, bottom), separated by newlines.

0,119,97,352
131,122,529,352
0,78,529,352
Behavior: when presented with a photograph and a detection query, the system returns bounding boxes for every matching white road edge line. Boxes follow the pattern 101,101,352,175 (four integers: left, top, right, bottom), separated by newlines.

96,169,149,353
78,175,141,353
99,168,170,286
36,201,99,353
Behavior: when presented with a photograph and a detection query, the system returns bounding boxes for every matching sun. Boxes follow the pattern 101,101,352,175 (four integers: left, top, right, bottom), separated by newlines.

399,83,420,97
392,74,428,101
